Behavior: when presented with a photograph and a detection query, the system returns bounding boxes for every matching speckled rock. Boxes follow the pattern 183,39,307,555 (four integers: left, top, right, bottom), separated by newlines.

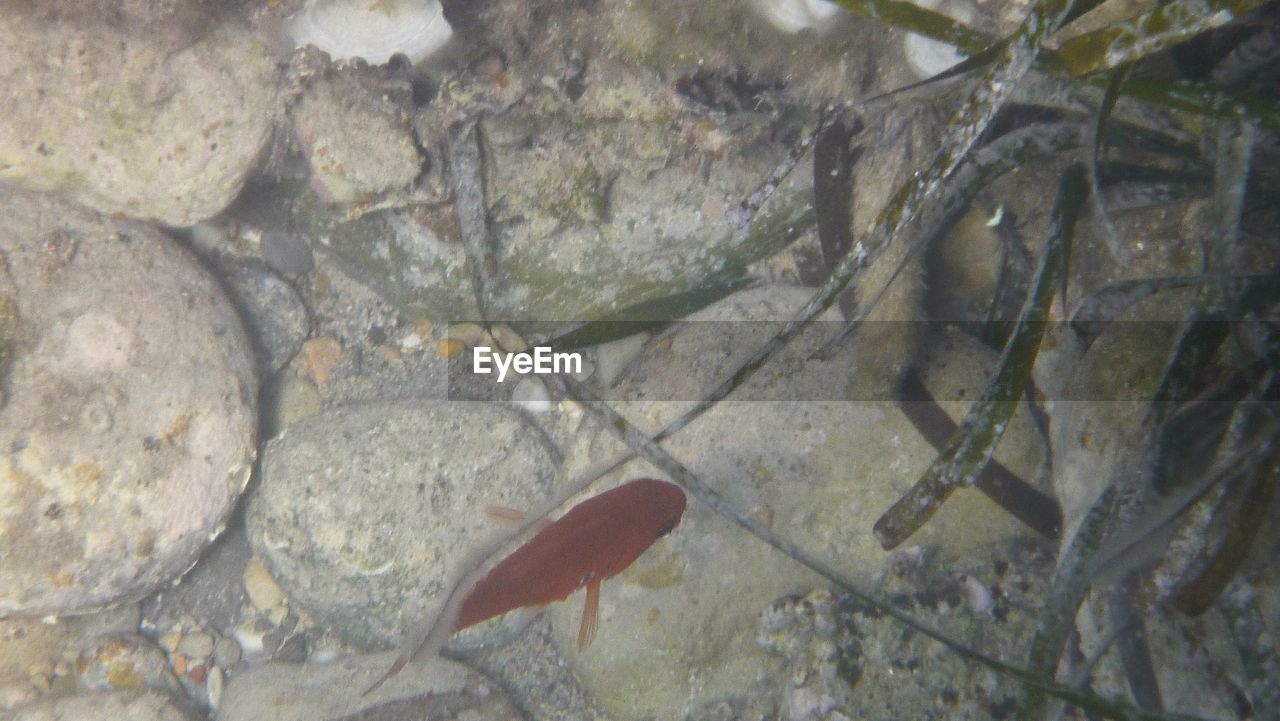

0,191,258,617
553,286,1047,719
290,65,423,205
216,652,523,721
0,690,198,721
0,9,278,226
246,401,560,647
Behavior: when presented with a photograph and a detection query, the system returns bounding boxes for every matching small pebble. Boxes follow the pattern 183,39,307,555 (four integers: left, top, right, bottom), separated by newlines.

260,229,315,275
212,636,241,669
413,318,434,339
158,629,182,654
294,336,344,386
206,665,224,710
963,575,994,615
188,664,207,684
375,345,403,364
177,630,215,660
398,332,423,352
232,621,266,658
447,322,487,346
263,371,323,438
265,605,288,627
243,557,287,612
437,338,465,359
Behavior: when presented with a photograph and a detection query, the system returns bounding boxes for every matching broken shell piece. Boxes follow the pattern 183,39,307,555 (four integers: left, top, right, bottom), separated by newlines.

489,324,528,353
285,0,454,66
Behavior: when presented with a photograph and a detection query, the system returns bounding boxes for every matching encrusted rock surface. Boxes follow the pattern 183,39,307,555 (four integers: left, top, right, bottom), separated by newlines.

0,8,278,227
0,190,258,617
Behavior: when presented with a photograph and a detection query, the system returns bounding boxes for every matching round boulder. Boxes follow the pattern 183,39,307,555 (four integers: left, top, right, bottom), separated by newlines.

0,191,258,617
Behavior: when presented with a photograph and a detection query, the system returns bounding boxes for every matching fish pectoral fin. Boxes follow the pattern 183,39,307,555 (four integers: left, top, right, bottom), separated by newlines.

484,505,553,532
578,579,600,652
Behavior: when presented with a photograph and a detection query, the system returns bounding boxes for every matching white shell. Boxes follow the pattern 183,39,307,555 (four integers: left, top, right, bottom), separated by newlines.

751,0,845,33
285,0,453,65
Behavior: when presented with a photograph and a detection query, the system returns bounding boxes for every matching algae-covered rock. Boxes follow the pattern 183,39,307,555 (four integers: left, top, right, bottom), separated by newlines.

310,62,813,322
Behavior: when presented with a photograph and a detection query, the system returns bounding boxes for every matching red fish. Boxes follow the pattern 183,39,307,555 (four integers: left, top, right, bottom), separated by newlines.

457,478,686,647
365,478,686,694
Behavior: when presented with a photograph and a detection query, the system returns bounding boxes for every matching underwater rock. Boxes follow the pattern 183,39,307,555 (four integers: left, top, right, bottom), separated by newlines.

216,652,521,721
311,55,812,321
208,258,311,374
0,191,258,618
290,65,424,206
0,9,278,227
552,285,1046,719
245,401,560,648
0,690,198,721
0,605,140,711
